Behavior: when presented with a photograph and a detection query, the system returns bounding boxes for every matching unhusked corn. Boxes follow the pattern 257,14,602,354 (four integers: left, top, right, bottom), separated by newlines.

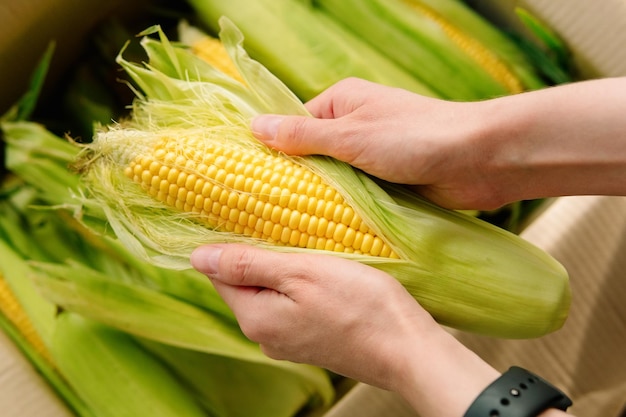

402,0,524,94
124,136,398,258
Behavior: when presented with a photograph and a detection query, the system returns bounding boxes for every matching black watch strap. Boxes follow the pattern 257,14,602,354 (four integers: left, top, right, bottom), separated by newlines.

464,366,573,417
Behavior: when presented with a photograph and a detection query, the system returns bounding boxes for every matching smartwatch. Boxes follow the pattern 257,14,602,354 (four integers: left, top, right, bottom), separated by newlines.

464,366,573,417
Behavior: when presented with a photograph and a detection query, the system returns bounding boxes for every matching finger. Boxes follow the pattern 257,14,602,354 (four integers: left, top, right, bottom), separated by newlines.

305,77,373,119
191,244,313,293
251,113,345,157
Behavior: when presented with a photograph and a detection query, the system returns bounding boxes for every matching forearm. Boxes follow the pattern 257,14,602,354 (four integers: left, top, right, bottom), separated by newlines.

478,77,626,204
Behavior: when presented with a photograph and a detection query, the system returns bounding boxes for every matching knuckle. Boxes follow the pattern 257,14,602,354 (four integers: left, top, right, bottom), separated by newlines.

227,248,257,285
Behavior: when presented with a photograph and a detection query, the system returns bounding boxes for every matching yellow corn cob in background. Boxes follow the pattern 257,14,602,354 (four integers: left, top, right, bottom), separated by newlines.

125,135,397,258
178,22,245,85
0,274,54,366
400,0,524,94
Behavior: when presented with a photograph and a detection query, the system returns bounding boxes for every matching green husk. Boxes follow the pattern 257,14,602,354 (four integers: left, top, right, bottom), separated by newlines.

2,122,334,416
185,0,437,100
75,19,570,339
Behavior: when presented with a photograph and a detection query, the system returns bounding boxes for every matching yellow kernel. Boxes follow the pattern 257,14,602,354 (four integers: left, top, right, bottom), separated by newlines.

168,183,178,198
288,211,301,230
247,213,258,229
299,233,310,248
262,220,273,236
218,189,230,205
314,200,326,218
224,173,236,189
342,228,356,248
150,175,160,190
201,182,212,198
334,242,345,253
149,161,161,175
289,229,301,246
194,194,204,210
185,174,197,190
193,179,204,194
298,213,311,233
166,168,179,184
315,237,327,250
259,183,272,202
323,187,336,202
271,224,283,241
333,223,347,243
211,201,221,215
295,180,308,195
269,172,282,186
237,193,249,211
279,189,291,207
219,205,230,220
361,234,374,254
214,155,227,168
176,171,188,188
324,239,335,251
315,217,328,237
270,205,282,223
234,174,246,191
253,200,265,218
209,185,221,203
370,237,384,256
243,177,255,193
341,207,355,226
306,216,319,235
238,211,249,227
325,221,336,240
279,208,292,227
227,192,239,209
186,190,196,206
287,193,299,211
268,186,282,205
206,165,218,180
228,207,240,223
253,217,264,233
215,169,227,185
380,245,392,258
323,202,336,221
300,195,313,214
332,204,346,223
353,232,364,251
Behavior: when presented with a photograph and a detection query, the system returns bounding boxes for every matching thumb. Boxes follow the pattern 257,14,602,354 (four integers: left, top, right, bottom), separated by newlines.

251,114,341,157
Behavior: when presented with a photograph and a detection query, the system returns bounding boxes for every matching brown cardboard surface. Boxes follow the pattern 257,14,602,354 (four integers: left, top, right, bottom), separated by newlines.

2,1,626,416
0,330,72,416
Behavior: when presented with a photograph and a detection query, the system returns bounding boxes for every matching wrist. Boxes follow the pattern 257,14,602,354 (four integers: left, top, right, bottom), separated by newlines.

392,328,500,417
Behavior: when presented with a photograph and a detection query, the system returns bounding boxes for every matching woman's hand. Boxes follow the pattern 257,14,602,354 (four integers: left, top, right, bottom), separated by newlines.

190,244,502,417
252,77,500,210
190,243,438,390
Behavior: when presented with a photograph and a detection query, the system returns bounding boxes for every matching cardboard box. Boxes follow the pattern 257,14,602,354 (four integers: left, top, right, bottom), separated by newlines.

2,1,626,416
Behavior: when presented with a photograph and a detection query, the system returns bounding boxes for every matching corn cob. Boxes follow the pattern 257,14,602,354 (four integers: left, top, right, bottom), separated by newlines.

400,0,524,94
125,135,397,258
314,0,548,99
70,21,571,339
0,274,53,366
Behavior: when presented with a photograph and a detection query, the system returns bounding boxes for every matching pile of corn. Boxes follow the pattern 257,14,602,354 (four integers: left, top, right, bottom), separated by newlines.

0,1,573,416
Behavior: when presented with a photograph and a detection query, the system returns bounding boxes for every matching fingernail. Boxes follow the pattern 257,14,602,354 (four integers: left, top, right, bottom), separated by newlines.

251,115,283,142
190,246,223,276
